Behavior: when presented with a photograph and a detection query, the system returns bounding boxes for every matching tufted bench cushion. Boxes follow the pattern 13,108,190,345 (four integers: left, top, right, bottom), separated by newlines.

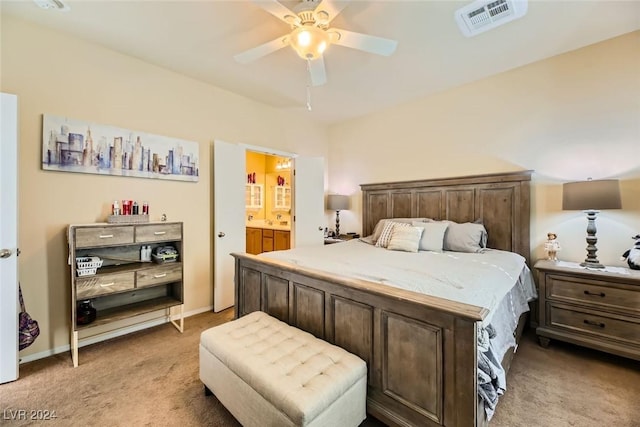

200,311,367,427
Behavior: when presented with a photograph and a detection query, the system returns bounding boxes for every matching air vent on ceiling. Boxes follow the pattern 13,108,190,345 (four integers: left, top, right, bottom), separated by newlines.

455,0,528,37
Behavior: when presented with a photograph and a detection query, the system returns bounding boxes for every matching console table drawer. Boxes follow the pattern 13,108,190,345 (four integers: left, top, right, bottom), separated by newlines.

75,226,134,248
136,264,182,288
547,275,640,314
135,224,182,242
548,303,640,346
76,272,135,299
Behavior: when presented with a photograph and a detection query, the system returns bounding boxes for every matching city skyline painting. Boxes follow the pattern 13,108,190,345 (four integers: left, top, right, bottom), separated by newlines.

42,114,199,182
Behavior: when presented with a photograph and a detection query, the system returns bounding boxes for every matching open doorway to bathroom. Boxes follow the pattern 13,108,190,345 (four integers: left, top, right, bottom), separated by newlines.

245,151,292,254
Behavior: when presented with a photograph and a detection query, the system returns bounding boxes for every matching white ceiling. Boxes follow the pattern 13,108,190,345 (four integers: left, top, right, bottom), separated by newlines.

2,0,639,124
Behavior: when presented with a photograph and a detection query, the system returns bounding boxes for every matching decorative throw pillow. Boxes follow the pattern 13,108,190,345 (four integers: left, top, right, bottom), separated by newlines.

371,218,429,245
375,221,410,248
370,219,389,245
442,221,488,253
412,221,449,252
387,226,424,253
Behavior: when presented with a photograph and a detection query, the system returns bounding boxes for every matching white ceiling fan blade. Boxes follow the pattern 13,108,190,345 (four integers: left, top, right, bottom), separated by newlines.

234,35,289,64
251,0,301,26
314,0,350,25
329,28,398,56
308,56,327,87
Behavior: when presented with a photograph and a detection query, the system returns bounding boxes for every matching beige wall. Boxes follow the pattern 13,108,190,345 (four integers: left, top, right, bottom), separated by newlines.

1,16,328,358
328,31,640,266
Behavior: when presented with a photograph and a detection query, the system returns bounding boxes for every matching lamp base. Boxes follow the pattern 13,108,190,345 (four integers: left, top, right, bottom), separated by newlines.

581,210,604,269
580,261,605,269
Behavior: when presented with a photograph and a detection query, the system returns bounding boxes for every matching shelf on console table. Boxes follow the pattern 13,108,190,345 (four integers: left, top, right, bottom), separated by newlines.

75,296,183,331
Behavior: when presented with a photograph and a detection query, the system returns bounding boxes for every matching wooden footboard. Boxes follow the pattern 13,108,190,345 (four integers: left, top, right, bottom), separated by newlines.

233,252,490,427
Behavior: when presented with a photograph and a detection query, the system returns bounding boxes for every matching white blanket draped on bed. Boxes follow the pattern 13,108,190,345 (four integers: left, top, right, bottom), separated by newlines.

261,240,533,323
260,239,537,419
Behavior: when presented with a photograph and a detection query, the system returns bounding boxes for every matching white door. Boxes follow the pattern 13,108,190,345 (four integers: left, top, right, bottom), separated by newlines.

0,93,19,383
213,140,246,312
292,156,325,247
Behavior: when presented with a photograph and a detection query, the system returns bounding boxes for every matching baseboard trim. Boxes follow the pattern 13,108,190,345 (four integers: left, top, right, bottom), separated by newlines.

19,305,214,364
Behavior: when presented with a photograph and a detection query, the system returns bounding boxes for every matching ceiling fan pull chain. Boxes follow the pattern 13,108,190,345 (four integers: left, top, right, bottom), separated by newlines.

306,58,312,111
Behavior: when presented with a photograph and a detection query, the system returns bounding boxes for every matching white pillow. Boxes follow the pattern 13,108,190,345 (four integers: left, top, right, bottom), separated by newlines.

412,221,449,252
387,226,424,253
375,221,410,248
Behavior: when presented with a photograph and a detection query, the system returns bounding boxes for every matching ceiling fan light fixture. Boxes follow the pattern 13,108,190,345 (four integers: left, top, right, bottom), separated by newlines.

284,14,299,25
327,30,341,43
315,10,330,24
289,26,330,60
237,0,398,87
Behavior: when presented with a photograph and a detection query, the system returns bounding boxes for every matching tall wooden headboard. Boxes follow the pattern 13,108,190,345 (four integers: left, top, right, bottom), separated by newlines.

360,170,532,266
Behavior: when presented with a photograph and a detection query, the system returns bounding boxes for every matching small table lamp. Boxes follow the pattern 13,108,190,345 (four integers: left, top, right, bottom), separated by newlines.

327,194,349,236
562,178,622,268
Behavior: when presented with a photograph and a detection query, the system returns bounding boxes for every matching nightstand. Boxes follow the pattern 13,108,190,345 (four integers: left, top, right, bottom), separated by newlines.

324,234,358,245
534,260,640,361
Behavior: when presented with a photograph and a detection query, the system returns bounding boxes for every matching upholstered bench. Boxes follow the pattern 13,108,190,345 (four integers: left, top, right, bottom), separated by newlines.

199,311,367,427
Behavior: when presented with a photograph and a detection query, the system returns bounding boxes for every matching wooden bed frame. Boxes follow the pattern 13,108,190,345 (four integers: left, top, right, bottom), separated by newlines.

232,170,532,427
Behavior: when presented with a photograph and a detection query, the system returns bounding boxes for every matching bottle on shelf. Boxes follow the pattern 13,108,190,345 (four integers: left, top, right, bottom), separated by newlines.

140,245,152,262
76,300,97,325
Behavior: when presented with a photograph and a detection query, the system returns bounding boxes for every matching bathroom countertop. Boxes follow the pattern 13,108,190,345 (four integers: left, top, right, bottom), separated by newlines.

245,219,290,231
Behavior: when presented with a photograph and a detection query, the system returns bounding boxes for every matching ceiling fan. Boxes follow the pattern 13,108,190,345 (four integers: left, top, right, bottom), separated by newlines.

234,0,398,87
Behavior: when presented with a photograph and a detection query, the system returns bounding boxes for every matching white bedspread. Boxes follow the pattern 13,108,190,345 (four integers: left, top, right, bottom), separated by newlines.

260,239,533,324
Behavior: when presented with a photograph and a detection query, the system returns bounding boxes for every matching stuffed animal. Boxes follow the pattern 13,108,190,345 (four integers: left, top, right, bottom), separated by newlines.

621,234,640,270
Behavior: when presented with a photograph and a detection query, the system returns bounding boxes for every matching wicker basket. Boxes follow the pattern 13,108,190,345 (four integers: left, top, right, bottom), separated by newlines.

106,214,150,224
76,256,103,269
77,267,98,277
76,256,103,277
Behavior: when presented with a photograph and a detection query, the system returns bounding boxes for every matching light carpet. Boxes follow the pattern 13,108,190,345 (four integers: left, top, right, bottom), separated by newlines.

1,309,638,426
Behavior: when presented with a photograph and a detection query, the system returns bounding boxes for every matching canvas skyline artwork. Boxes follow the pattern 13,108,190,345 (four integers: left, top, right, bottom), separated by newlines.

42,114,199,182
